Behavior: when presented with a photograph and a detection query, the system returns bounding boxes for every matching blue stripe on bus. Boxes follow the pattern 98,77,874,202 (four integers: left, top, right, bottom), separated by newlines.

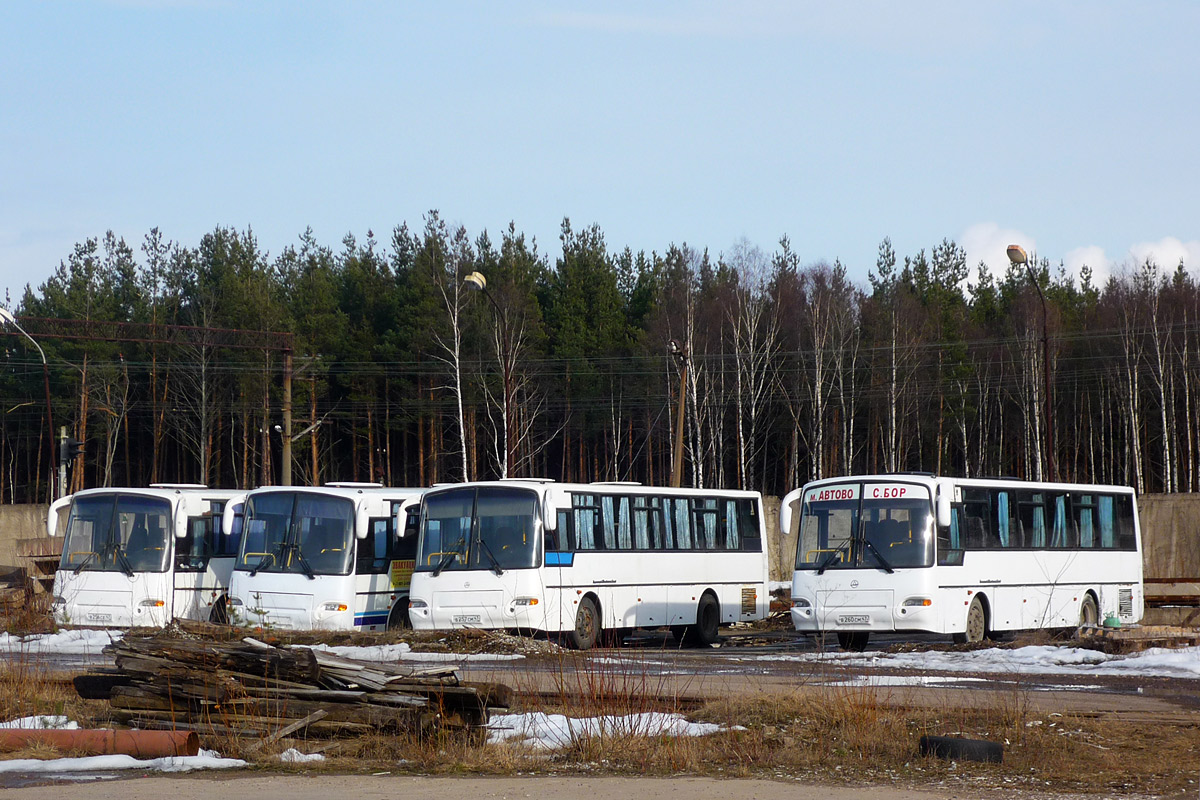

545,551,574,567
355,612,390,627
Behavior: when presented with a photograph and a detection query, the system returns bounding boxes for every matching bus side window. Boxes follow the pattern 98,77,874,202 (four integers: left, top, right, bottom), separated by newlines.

357,518,392,574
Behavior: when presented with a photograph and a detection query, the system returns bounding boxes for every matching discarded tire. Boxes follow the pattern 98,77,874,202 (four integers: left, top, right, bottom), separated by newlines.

919,734,1003,763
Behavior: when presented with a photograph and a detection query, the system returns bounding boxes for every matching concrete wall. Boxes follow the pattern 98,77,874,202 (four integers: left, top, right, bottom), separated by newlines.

1,493,1196,582
1138,494,1200,580
0,503,51,568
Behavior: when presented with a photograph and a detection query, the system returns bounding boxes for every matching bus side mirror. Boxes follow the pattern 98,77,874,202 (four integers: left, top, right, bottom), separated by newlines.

47,496,72,537
542,495,558,531
222,493,247,536
395,504,412,539
778,488,803,539
936,485,953,528
175,496,193,539
355,498,371,540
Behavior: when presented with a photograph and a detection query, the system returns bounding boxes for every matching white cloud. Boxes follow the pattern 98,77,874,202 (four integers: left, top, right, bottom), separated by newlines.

960,222,1035,284
1128,237,1200,272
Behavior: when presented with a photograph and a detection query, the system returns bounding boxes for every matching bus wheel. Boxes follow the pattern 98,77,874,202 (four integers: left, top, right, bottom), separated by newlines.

689,594,720,646
209,599,228,625
387,601,411,631
1079,594,1099,627
837,631,869,652
568,596,600,650
954,597,987,644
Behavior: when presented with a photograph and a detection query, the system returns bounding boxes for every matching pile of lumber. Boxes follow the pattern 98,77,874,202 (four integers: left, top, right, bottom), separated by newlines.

1078,623,1200,654
75,629,512,739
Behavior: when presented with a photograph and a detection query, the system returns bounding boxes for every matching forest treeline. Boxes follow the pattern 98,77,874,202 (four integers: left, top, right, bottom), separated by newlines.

0,213,1194,504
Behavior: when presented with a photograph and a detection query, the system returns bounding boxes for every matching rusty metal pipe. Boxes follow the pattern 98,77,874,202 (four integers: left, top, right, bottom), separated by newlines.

0,729,198,758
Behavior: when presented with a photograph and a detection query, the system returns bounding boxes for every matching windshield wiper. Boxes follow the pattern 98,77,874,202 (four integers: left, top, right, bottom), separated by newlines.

860,538,895,574
815,550,842,575
290,542,316,580
113,547,136,578
72,550,97,575
477,539,505,576
432,538,465,577
249,553,273,577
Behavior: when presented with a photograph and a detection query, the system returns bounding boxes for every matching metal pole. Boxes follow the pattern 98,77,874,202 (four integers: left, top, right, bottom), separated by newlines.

670,350,688,488
1025,264,1055,482
282,349,293,486
58,426,67,501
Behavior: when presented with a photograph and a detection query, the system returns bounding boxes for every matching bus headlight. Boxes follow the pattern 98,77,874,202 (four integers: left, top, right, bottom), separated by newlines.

228,597,244,607
513,597,539,606
901,597,932,614
793,598,812,609
138,599,166,608
52,595,65,606
409,599,428,610
321,602,348,613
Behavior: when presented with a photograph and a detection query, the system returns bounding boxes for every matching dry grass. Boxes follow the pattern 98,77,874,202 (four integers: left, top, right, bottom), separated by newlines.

0,612,1195,796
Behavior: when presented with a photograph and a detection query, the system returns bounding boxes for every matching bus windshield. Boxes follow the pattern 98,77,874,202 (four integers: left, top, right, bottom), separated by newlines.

60,494,173,574
236,492,354,576
795,483,933,570
416,486,539,572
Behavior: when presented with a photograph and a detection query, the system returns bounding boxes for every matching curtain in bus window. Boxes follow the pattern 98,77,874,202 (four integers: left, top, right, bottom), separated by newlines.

615,496,631,549
673,499,692,549
574,496,597,550
659,496,675,549
1077,497,1095,548
1098,496,1115,548
694,499,717,550
724,500,740,549
632,499,651,550
600,496,616,549
997,493,1010,547
1051,494,1069,547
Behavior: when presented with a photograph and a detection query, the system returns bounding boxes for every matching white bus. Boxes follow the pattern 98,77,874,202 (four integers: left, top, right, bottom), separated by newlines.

226,483,424,631
782,474,1144,651
407,480,770,649
49,485,242,628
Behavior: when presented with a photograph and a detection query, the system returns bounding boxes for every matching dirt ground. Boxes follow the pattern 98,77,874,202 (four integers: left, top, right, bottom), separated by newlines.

4,774,1077,800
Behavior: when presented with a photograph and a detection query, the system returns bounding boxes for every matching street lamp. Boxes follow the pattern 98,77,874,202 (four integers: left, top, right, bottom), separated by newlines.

0,308,56,497
464,271,516,478
1007,245,1055,481
669,340,688,488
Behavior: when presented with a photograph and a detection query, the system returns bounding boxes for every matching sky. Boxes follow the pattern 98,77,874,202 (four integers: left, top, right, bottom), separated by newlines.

2,1,1199,304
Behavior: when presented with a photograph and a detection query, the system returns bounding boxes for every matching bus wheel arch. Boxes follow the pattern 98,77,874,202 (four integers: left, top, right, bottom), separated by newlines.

209,596,229,625
1079,592,1099,627
568,594,601,650
387,598,411,630
953,594,989,644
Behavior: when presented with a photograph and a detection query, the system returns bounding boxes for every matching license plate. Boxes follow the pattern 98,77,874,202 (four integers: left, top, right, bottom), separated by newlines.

837,614,869,625
86,612,112,622
453,614,481,625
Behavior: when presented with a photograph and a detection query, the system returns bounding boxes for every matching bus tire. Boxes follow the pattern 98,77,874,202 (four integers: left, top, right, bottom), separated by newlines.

568,596,600,650
1079,594,1099,627
837,631,870,652
689,593,720,646
953,596,987,644
209,598,228,625
387,600,411,630
919,734,1003,763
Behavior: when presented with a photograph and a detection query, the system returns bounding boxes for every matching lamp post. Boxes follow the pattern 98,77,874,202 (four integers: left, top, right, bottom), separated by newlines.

464,271,516,478
0,309,56,497
668,340,689,488
1006,244,1055,481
